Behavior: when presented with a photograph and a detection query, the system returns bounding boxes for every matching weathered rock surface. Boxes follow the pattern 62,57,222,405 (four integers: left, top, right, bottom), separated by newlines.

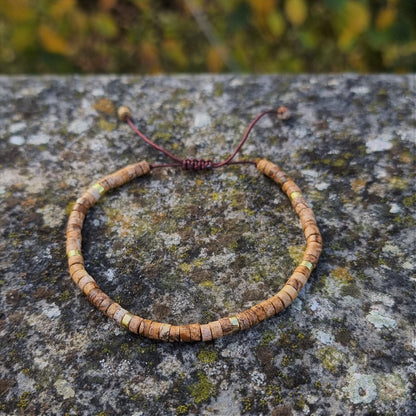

0,75,415,415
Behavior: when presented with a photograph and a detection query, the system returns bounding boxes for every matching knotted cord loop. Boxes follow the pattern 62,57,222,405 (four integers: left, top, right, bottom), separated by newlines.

182,159,213,171
120,107,288,171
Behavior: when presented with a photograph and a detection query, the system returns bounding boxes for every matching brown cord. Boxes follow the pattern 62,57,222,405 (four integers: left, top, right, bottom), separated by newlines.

124,108,278,170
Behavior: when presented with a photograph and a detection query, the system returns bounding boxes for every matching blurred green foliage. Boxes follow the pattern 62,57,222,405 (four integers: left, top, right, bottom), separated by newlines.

0,0,415,73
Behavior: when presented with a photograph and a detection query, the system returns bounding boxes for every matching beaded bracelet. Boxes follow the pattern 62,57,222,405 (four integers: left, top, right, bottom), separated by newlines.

66,106,322,342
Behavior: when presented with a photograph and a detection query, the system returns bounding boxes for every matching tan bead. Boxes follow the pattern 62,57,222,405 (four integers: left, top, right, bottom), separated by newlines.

287,271,308,290
87,288,101,304
80,192,97,209
208,321,223,339
282,180,301,194
168,325,181,342
134,161,150,177
93,292,109,309
66,230,82,241
117,106,131,121
250,304,267,322
179,325,192,342
149,322,162,340
66,238,81,252
128,315,143,334
276,290,292,308
159,323,172,341
273,171,289,186
68,254,84,268
218,318,233,335
200,324,213,341
295,264,312,277
139,319,153,337
302,253,318,265
113,308,128,325
189,323,202,341
282,284,298,301
304,224,320,239
106,303,121,319
269,295,285,313
258,300,276,318
83,281,99,296
72,202,88,215
307,233,323,244
69,263,85,277
295,202,311,216
98,297,113,313
245,308,260,326
78,274,95,290
72,269,88,284
236,312,251,330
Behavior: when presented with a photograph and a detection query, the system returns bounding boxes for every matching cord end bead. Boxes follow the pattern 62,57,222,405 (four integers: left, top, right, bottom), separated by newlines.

277,106,291,120
117,106,131,121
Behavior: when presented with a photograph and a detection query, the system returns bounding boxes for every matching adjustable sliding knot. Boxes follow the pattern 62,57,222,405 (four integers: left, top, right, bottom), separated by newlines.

120,106,283,171
182,159,213,171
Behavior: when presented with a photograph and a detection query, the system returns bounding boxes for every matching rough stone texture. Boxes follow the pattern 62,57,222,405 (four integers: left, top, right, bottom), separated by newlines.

0,75,415,415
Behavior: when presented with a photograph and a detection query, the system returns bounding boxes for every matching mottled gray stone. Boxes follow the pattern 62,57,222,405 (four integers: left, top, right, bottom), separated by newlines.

0,75,415,415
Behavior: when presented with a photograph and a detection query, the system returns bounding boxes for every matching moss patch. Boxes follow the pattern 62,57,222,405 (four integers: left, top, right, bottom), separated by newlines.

189,371,216,404
197,349,218,363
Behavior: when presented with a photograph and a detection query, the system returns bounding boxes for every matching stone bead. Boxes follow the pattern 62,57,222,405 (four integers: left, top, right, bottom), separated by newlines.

258,300,276,318
168,325,181,342
106,303,121,319
236,312,252,330
276,290,292,308
200,324,213,341
129,316,143,334
139,319,153,337
83,281,99,296
269,295,285,314
113,307,128,325
159,323,172,341
179,325,192,342
218,318,233,335
117,106,131,121
208,321,223,339
250,304,267,322
282,284,298,301
148,322,162,340
189,323,202,341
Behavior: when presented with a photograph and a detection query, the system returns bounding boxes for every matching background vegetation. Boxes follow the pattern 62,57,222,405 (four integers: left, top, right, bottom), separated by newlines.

0,0,415,74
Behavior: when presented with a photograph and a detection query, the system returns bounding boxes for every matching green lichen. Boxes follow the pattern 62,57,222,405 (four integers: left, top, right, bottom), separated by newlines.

288,244,306,264
17,391,31,409
242,397,252,413
197,349,218,363
176,404,190,415
193,258,205,267
200,280,213,288
260,330,275,346
179,263,192,273
265,384,282,404
189,371,216,404
317,347,347,373
59,289,71,302
403,194,416,207
332,267,353,282
65,201,75,216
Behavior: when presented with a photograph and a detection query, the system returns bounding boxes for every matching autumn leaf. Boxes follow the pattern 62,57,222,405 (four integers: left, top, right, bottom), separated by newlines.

38,25,71,55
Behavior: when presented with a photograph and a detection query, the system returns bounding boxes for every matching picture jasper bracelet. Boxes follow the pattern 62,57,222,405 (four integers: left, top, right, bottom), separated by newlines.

66,106,322,342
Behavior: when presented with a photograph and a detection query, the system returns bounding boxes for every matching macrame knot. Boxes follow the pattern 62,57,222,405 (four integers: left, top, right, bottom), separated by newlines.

182,159,213,171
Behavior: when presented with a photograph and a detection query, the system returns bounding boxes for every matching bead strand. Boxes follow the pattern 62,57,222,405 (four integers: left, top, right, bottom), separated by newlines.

66,159,322,342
